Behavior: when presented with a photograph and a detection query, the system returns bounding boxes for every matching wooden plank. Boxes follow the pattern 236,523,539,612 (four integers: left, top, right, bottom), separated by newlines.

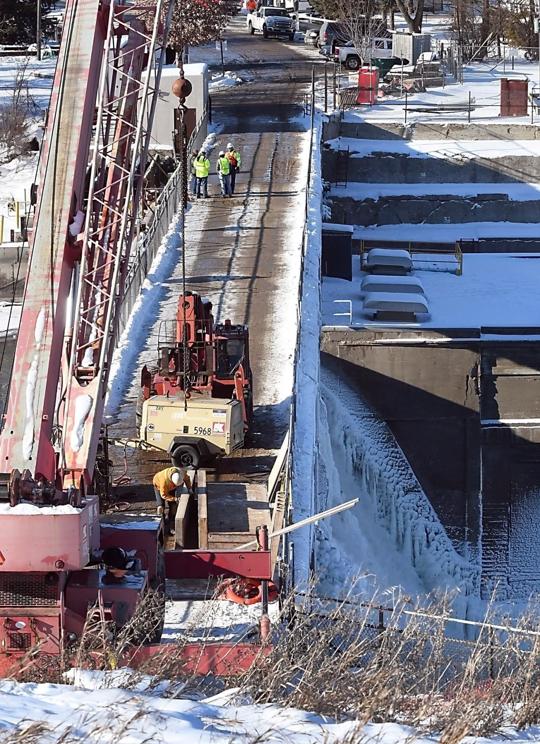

174,492,191,548
267,431,289,503
197,469,208,549
206,482,269,536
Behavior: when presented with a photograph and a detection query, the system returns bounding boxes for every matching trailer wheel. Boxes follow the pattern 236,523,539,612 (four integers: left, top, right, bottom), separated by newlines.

263,25,269,38
345,55,361,70
248,21,254,34
171,444,200,469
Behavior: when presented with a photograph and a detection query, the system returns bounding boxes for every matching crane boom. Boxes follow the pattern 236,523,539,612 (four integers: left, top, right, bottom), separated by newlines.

0,0,172,502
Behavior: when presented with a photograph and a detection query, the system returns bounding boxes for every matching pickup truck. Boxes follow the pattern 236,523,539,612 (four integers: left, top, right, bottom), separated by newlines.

334,38,393,70
247,7,295,40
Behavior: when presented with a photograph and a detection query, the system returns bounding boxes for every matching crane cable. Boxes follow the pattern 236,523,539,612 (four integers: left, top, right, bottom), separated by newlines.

180,108,189,413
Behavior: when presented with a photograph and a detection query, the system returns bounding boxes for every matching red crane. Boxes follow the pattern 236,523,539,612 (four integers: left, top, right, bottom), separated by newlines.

0,0,173,666
0,0,275,677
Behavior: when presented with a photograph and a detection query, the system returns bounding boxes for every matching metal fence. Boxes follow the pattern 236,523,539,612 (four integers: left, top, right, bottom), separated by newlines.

116,110,208,337
295,591,540,681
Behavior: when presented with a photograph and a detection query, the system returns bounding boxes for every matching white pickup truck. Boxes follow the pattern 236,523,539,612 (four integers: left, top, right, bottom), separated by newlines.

247,7,295,40
334,38,393,70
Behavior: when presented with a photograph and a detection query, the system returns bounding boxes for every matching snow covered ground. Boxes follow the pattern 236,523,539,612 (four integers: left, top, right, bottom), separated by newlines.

345,56,540,125
326,137,540,159
322,253,540,329
4,672,540,742
0,675,365,742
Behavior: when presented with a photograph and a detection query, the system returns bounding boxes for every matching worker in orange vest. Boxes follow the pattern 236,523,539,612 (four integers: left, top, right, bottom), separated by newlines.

246,0,256,13
153,466,192,532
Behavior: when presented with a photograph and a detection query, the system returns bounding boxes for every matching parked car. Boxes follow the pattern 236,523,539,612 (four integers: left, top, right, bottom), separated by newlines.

292,11,323,32
318,21,349,52
304,20,324,45
247,7,295,40
335,37,393,70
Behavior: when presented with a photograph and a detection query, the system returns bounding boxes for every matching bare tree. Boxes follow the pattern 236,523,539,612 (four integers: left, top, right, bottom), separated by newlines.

168,0,237,69
394,0,424,33
0,60,33,162
335,0,388,62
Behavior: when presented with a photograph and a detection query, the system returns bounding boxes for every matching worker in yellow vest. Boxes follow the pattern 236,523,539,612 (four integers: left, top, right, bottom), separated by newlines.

217,150,232,197
153,466,192,532
194,149,210,198
226,142,241,195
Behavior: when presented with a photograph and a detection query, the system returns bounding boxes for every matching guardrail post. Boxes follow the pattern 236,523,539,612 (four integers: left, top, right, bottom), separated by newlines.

324,59,328,114
489,626,495,680
311,65,315,128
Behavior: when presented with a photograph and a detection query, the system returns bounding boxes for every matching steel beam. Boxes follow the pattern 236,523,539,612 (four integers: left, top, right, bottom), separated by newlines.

165,550,273,580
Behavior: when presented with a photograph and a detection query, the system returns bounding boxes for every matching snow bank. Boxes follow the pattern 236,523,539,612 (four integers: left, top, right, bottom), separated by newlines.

319,363,479,597
291,116,323,590
326,137,540,159
209,70,252,92
0,502,81,515
331,182,540,201
106,210,184,416
4,672,540,742
0,677,360,743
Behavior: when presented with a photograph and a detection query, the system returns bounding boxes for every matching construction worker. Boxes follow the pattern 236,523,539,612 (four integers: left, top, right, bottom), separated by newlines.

194,149,210,198
189,148,199,196
226,143,241,195
246,0,256,12
153,466,192,532
217,150,232,197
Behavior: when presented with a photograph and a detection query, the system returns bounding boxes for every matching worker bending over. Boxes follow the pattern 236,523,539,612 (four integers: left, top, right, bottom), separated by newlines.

153,466,192,533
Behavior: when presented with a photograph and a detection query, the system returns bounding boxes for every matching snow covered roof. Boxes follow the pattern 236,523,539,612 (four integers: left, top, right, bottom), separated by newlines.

322,253,540,332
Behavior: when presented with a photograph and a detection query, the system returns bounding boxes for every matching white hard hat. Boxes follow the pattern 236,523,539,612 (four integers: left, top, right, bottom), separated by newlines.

227,142,234,150
171,471,181,486
219,150,225,156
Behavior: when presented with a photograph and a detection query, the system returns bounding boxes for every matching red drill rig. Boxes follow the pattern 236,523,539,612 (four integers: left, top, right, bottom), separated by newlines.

137,291,253,467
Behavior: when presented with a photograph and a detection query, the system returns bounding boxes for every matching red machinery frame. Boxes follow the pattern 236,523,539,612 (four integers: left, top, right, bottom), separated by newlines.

141,292,254,429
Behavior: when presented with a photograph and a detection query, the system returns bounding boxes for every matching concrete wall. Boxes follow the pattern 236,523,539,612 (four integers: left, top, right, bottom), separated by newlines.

324,117,540,141
323,149,540,184
321,328,540,599
330,193,540,226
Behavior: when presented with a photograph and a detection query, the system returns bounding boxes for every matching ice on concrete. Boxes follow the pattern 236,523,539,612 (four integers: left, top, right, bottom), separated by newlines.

163,594,280,642
291,117,323,589
316,364,479,598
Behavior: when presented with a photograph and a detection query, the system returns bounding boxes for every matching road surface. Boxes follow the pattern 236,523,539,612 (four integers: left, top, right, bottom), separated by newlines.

105,18,320,510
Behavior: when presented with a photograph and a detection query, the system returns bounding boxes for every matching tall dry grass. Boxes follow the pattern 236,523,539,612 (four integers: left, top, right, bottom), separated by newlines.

7,585,540,743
